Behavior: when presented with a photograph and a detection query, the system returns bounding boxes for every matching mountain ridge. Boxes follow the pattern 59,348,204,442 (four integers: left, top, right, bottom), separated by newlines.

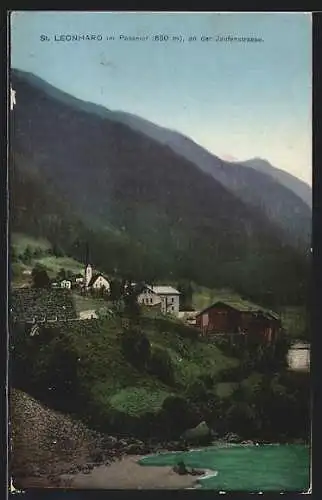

11,68,311,201
111,111,311,248
10,68,310,305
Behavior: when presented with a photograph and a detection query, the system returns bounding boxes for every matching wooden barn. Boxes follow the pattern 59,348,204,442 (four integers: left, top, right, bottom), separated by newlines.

195,298,281,343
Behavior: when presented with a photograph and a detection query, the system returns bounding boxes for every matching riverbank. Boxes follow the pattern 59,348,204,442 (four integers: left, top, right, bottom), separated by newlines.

11,389,309,490
59,455,215,489
15,444,310,492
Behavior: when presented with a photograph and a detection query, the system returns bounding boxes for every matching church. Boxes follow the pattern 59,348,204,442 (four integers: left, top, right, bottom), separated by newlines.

83,263,111,292
82,245,110,293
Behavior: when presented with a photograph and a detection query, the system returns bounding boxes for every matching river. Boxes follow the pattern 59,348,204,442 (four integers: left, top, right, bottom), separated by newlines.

139,443,310,492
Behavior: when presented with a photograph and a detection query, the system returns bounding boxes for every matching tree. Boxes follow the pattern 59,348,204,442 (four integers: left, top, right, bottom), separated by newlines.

57,267,67,281
121,328,151,369
177,281,194,311
109,279,123,302
185,379,203,399
32,247,43,259
52,242,64,257
148,346,174,385
161,395,196,438
123,281,141,325
21,245,33,264
226,401,258,438
10,245,18,262
31,264,51,289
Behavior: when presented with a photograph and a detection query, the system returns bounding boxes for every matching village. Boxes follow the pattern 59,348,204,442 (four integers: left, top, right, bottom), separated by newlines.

11,255,285,348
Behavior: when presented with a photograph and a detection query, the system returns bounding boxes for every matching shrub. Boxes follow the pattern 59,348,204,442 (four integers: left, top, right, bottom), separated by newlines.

11,325,83,414
161,395,196,438
109,387,169,417
162,394,189,415
185,378,208,401
31,264,51,289
219,363,250,382
226,401,258,438
121,328,151,370
199,373,217,389
148,346,174,385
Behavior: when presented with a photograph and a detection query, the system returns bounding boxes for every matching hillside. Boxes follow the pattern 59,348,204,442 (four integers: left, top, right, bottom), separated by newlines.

12,69,311,249
11,315,238,435
11,232,84,285
11,311,310,450
10,158,143,283
10,69,311,306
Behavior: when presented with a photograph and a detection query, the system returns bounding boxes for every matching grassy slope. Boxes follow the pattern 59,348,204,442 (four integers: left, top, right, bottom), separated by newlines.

192,286,243,311
11,233,83,282
36,256,83,276
55,315,238,420
11,232,52,253
72,293,107,314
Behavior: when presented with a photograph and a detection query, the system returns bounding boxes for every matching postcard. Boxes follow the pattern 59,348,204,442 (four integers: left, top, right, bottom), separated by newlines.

9,10,312,492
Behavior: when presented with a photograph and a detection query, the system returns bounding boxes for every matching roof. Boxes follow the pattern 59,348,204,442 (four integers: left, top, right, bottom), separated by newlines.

146,285,180,295
87,273,109,287
196,298,280,321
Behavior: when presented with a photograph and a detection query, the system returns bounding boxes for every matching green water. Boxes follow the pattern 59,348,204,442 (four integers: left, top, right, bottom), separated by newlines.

138,444,310,491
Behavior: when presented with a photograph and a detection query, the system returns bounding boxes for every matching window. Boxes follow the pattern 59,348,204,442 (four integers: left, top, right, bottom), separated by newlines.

171,297,174,303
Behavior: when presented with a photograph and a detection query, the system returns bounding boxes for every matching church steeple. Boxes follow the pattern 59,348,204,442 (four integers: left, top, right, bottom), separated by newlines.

85,242,90,266
84,243,92,287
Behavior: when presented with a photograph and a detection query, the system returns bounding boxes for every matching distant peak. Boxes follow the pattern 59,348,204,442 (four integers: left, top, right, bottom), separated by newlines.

245,157,270,165
221,154,238,162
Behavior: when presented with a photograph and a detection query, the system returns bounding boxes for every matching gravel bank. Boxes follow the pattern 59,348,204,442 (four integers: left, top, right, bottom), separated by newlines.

10,389,189,489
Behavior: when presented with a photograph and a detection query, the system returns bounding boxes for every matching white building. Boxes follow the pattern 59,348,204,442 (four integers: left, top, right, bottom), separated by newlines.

60,279,72,289
138,285,181,316
84,263,110,291
178,310,198,326
89,274,111,291
75,274,84,284
79,309,98,320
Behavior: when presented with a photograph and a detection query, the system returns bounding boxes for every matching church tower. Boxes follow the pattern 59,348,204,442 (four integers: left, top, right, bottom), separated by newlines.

84,243,93,288
85,263,93,288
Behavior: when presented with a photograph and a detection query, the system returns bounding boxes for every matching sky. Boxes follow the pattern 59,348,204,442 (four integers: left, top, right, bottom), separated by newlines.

10,11,312,185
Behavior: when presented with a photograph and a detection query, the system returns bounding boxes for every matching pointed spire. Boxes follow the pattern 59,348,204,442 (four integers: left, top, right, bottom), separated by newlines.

85,242,89,266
